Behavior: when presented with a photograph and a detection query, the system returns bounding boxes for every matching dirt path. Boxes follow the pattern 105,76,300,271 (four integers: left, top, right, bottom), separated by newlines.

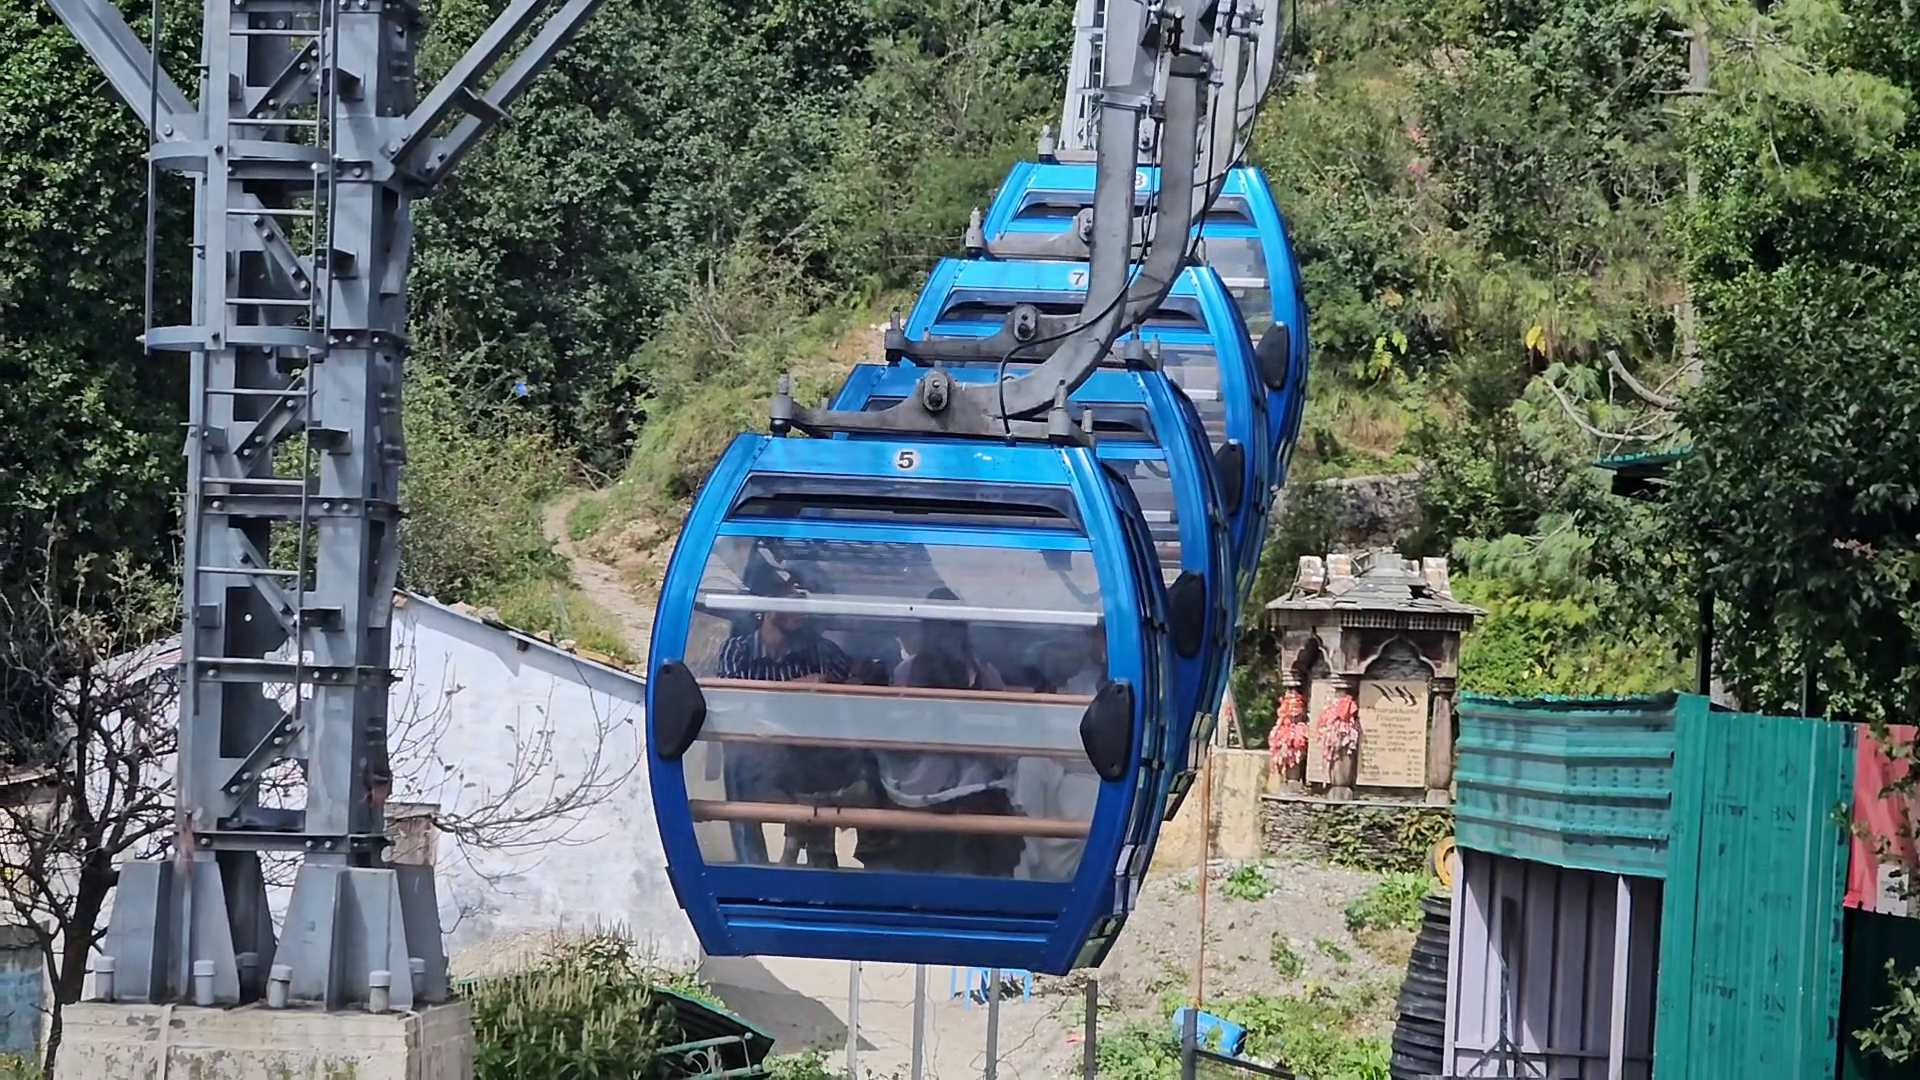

542,490,656,660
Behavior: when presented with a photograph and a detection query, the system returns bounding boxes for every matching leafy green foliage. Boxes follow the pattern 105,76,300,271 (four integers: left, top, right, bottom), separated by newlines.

1667,262,1920,722
1661,0,1920,724
410,0,880,463
1856,960,1920,1065
1229,988,1392,1080
1452,524,1688,697
1270,934,1305,979
1099,985,1394,1080
1222,863,1273,902
466,930,674,1079
399,368,569,602
765,1049,860,1080
0,0,198,585
1342,873,1435,934
1095,1019,1185,1080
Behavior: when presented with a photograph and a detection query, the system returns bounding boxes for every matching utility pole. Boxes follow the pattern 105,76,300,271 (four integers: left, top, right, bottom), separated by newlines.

1677,16,1710,384
43,0,611,1029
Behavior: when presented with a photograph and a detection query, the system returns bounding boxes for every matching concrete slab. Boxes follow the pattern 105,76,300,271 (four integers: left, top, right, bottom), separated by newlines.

703,955,1081,1079
56,1000,475,1080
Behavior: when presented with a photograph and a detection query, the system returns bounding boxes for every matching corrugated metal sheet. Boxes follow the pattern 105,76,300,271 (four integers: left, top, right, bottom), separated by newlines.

1445,850,1659,1079
1454,694,1678,877
1654,704,1855,1080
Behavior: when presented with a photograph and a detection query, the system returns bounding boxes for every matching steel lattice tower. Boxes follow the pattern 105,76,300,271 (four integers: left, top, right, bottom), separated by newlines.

46,0,612,1009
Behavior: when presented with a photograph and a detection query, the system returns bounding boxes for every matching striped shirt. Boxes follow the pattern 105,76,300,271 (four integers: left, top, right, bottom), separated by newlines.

717,627,855,801
717,628,852,683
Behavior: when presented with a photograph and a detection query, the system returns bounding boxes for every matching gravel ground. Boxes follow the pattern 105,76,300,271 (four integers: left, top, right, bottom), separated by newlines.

1038,856,1404,1020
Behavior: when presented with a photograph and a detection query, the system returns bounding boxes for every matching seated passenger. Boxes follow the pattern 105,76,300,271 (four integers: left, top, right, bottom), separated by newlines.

716,579,864,868
1055,622,1110,695
1008,624,1108,882
861,589,1024,877
888,588,1005,691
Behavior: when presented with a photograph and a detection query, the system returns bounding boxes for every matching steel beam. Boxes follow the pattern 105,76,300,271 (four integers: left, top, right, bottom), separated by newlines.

52,0,606,1011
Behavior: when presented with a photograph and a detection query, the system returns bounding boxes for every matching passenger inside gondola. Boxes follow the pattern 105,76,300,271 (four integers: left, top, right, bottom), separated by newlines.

685,534,1107,882
860,589,1024,877
714,570,869,868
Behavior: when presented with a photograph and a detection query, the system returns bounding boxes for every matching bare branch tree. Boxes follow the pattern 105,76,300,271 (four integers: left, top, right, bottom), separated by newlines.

381,615,640,868
0,554,180,1076
241,609,640,917
0,569,641,1074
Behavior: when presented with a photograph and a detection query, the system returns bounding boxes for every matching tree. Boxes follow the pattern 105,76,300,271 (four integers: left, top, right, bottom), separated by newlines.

0,554,640,1076
1663,0,1920,723
0,0,197,586
0,557,180,1074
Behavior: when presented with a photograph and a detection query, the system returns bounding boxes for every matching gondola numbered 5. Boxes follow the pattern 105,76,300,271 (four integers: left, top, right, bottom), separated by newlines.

646,435,1177,972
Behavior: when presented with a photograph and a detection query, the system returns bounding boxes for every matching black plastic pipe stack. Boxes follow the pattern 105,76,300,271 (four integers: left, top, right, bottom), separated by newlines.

1390,892,1451,1079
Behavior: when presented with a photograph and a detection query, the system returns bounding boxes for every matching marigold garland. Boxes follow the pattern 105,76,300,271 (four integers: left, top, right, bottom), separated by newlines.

1315,692,1361,767
1269,690,1309,772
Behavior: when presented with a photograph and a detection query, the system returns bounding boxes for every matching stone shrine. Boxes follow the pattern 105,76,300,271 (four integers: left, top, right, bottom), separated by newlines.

1263,550,1483,805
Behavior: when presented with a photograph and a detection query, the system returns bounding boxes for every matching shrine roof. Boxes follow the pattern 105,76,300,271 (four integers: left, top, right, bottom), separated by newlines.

1264,549,1485,624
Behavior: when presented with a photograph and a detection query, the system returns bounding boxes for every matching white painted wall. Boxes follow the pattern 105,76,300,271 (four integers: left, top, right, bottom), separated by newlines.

384,595,699,971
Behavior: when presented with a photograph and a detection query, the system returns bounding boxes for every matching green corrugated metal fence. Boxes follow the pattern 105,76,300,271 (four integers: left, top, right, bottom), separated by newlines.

1454,693,1679,877
1655,702,1855,1080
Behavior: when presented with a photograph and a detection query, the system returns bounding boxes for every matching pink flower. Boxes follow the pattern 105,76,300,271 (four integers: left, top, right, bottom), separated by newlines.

1270,690,1310,772
1315,693,1361,766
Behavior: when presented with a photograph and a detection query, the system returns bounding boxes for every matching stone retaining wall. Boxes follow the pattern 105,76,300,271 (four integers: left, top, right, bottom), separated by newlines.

1259,795,1452,875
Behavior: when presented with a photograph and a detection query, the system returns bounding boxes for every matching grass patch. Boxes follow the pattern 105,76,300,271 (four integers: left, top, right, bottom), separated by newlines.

615,252,891,507
1098,983,1394,1080
1270,933,1304,979
566,493,610,543
1314,938,1352,965
1355,925,1416,969
583,250,909,555
474,576,635,662
399,366,571,602
1344,872,1437,934
1221,863,1272,902
1295,371,1426,477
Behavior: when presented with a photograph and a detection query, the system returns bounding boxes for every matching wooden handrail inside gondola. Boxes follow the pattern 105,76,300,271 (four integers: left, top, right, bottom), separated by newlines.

701,729,1089,760
700,677,1091,707
690,799,1089,838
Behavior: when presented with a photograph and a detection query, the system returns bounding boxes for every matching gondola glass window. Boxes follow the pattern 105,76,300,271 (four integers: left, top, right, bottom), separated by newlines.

677,487,1116,884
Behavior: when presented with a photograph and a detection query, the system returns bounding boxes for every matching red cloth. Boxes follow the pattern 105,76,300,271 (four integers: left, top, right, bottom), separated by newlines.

1848,724,1919,912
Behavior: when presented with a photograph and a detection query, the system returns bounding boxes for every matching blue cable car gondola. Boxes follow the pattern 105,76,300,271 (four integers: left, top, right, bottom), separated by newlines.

983,162,1302,346
979,162,1310,484
646,434,1180,973
899,257,1275,606
831,364,1235,819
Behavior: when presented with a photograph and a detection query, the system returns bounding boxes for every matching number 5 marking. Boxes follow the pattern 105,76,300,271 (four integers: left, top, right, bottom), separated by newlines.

895,449,919,471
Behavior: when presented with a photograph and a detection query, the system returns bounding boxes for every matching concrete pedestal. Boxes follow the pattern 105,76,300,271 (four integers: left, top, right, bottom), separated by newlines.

56,1000,475,1080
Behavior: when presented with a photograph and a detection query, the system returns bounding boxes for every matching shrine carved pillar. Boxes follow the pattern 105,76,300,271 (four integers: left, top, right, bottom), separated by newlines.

1426,676,1458,805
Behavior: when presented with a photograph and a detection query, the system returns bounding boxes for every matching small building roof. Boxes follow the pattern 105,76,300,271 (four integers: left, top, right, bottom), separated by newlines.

1264,549,1484,632
1593,448,1694,501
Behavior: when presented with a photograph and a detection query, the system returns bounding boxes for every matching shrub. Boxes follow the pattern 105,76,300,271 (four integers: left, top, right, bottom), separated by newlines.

1343,872,1437,934
467,930,674,1080
1221,863,1272,902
